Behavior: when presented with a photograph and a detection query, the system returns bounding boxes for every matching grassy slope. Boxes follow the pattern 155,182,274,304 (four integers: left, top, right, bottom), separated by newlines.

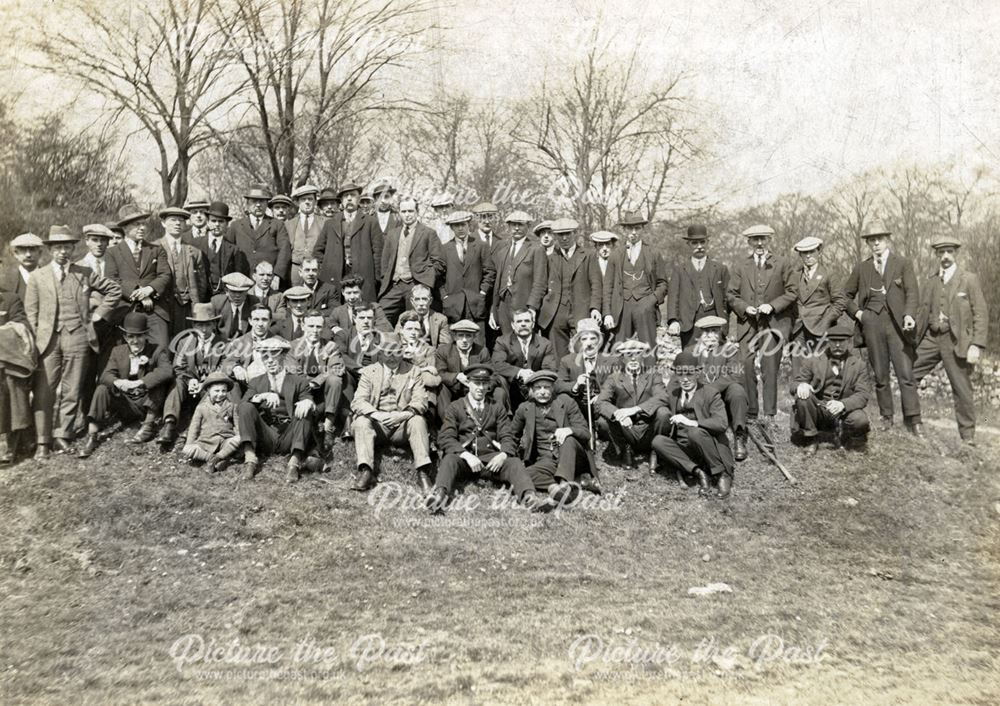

0,398,998,705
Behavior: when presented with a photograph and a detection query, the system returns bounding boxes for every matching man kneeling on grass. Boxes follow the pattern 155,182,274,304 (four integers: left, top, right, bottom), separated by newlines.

181,371,241,473
236,337,324,483
511,370,600,507
428,363,544,514
651,350,736,498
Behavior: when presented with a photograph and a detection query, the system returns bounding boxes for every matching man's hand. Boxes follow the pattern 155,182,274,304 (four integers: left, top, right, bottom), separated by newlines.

796,382,813,400
745,305,758,317
670,414,698,427
140,297,154,312
758,303,773,316
232,366,248,382
370,411,392,424
612,407,634,424
603,314,615,329
488,311,499,330
903,314,915,331
187,379,202,396
590,308,602,322
554,427,573,445
330,362,345,377
331,325,344,335
90,312,102,323
293,398,314,419
181,444,198,459
574,373,590,391
114,379,136,393
253,392,280,409
456,372,469,387
516,368,533,385
620,417,634,429
967,344,982,364
461,451,483,474
855,310,864,322
667,321,680,336
485,451,507,473
824,400,845,416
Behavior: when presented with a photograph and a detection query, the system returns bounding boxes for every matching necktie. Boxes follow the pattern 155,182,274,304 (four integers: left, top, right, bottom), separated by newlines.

133,242,142,267
456,240,465,263
940,269,947,284
212,238,220,254
756,256,764,269
680,391,688,409
55,265,64,283
875,256,883,276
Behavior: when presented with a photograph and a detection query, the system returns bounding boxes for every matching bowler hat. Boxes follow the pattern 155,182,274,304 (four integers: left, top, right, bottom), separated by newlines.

120,312,149,335
618,211,648,227
318,188,339,203
44,225,79,244
206,201,232,221
202,371,235,390
117,204,150,228
186,302,221,323
243,184,272,201
683,224,709,241
672,350,702,370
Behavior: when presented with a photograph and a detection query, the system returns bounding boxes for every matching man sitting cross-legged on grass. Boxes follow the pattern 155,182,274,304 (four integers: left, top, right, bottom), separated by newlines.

287,309,349,455
651,350,736,498
181,371,241,473
236,337,324,483
349,332,434,493
791,322,872,455
428,363,542,514
78,313,173,458
511,370,600,506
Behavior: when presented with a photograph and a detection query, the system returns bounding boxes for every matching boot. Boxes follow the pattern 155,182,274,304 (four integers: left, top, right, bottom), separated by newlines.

648,451,658,476
132,423,157,444
156,419,177,449
717,474,733,498
352,465,376,492
734,431,748,461
693,467,710,495
425,488,448,515
0,435,12,465
622,447,636,470
323,425,338,454
78,433,99,459
417,466,433,494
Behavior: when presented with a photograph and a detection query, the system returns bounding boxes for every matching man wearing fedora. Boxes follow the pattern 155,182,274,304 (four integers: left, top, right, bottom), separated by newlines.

912,235,988,445
157,302,227,449
105,204,173,348
286,184,327,286
2,232,44,301
842,222,923,435
211,272,259,341
25,226,122,457
78,312,173,457
605,212,668,349
378,195,444,325
667,225,730,349
539,218,603,359
439,211,496,345
726,224,798,424
192,202,250,296
227,184,292,288
312,181,383,304
490,211,547,336
154,206,210,337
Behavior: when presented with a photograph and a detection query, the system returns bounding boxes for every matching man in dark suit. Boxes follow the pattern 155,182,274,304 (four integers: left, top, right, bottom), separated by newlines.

287,310,349,453
378,196,444,325
154,206,211,337
791,324,872,454
192,202,250,296
221,303,273,388
651,351,736,497
248,261,283,313
368,182,400,244
492,308,558,412
842,222,923,435
666,224,729,349
913,235,989,445
538,218,602,359
439,211,495,344
0,288,31,464
395,284,451,349
286,184,327,286
605,212,668,348
211,273,259,341
312,181,383,304
270,286,313,341
789,236,847,378
227,184,292,287
2,233,44,301
182,198,211,240
587,231,619,339
725,224,798,423
275,258,338,321
333,303,385,383
327,275,392,339
105,205,173,348
555,318,619,424
435,320,500,420
490,212,547,336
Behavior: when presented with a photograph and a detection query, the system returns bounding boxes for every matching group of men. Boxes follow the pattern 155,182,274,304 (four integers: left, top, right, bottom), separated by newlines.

0,179,988,509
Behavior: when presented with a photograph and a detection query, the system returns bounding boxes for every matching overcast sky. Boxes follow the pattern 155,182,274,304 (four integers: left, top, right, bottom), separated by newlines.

6,0,999,208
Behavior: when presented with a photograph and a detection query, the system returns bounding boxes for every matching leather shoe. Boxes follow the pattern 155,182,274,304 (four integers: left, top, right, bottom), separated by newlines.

34,444,50,460
286,459,301,483
734,432,748,461
804,443,818,458
52,438,73,453
352,467,377,492
132,423,157,444
521,493,554,513
908,422,925,439
425,488,448,515
323,427,338,453
78,434,99,459
622,447,636,470
156,420,176,448
578,473,602,495
717,474,733,498
418,469,433,494
241,460,258,480
602,445,621,465
879,416,893,432
648,451,658,475
693,467,710,495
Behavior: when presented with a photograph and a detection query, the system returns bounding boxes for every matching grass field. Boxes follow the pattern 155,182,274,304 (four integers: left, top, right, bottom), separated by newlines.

1,391,998,704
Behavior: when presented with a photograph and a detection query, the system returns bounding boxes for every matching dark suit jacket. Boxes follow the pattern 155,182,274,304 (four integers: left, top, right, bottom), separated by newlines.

192,235,250,295
791,352,871,413
332,331,381,377
438,397,517,457
667,258,729,333
440,237,495,322
243,370,313,420
588,256,616,319
665,382,734,470
511,394,590,463
275,282,338,321
915,268,988,358
606,245,668,323
312,212,382,303
227,216,292,285
492,239,548,317
539,249,601,329
0,265,30,301
555,352,621,398
842,251,918,331
794,265,847,336
726,253,798,341
328,303,393,339
210,293,260,340
435,342,491,389
105,240,173,323
270,316,307,342
379,221,444,295
685,341,744,386
595,369,668,419
491,333,558,383
171,332,226,383
0,289,27,326
101,341,173,390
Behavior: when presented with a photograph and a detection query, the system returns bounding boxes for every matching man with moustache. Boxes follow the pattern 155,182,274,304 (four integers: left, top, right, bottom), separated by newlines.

312,181,383,304
268,194,294,222
286,184,327,286
439,211,496,345
492,307,558,413
490,211,547,336
556,318,620,424
227,184,292,287
379,196,444,325
317,188,340,218
2,233,44,301
538,218,602,359
666,224,729,349
912,235,988,445
789,237,847,378
193,201,250,296
842,222,922,436
154,206,210,336
605,212,668,348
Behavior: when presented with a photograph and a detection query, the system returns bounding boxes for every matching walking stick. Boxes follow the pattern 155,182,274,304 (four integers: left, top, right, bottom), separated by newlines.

585,375,595,452
749,423,796,484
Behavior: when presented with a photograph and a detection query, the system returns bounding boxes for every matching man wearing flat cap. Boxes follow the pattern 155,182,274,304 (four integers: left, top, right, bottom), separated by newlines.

605,212,668,349
535,221,556,257
912,235,988,445
789,236,847,379
211,272,259,341
439,210,496,344
490,211,547,336
667,224,730,349
286,184,327,286
2,232,44,301
154,206,210,337
227,184,292,288
587,231,619,337
430,193,455,244
268,194,294,222
842,222,923,436
26,226,122,457
192,202,250,296
379,196,444,325
472,202,504,253
271,285,314,341
725,224,798,424
435,319,497,420
791,323,872,455
539,218,602,359
312,181,383,304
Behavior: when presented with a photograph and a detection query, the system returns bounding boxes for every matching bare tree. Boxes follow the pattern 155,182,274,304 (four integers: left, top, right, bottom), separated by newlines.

34,0,240,205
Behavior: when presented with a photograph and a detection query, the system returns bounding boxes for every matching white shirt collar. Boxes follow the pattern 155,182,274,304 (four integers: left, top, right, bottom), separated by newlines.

941,263,957,282
18,265,31,282
562,245,576,259
126,238,142,254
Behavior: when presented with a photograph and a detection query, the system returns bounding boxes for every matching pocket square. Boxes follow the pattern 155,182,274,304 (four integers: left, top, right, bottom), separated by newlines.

893,278,903,286
957,292,968,298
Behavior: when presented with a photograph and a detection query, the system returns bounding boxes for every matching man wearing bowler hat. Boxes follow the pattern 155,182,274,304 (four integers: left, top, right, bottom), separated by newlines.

227,184,292,287
26,226,122,457
842,221,923,436
78,312,173,457
606,211,668,348
286,184,327,286
105,204,173,348
154,205,210,336
539,218,602,359
369,181,399,242
725,224,798,424
2,232,44,301
439,210,496,344
789,236,847,379
312,181,383,304
192,201,250,295
667,224,729,349
912,235,988,445
317,188,340,218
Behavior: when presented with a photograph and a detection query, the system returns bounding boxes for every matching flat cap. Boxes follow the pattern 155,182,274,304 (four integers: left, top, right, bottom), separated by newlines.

464,363,494,381
672,350,702,370
184,198,211,211
221,272,254,291
243,184,272,200
282,285,312,300
431,193,455,208
268,194,294,208
11,233,44,248
255,337,291,351
575,318,601,335
158,206,190,220
291,184,319,199
527,369,558,386
826,323,855,339
742,224,775,238
82,224,114,239
931,234,961,249
684,224,709,241
449,319,480,334
615,337,650,354
44,225,79,244
694,315,728,330
444,210,473,225
505,210,532,224
618,211,648,227
550,218,579,233
533,220,553,235
471,202,498,215
590,230,619,243
794,236,823,252
359,194,374,204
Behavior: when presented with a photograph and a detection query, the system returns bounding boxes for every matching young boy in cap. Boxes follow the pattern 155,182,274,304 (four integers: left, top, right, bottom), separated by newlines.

430,363,543,514
667,225,729,349
79,312,173,457
511,370,599,502
181,371,241,472
791,323,872,454
686,315,749,461
651,351,736,497
790,236,847,379
211,272,258,340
